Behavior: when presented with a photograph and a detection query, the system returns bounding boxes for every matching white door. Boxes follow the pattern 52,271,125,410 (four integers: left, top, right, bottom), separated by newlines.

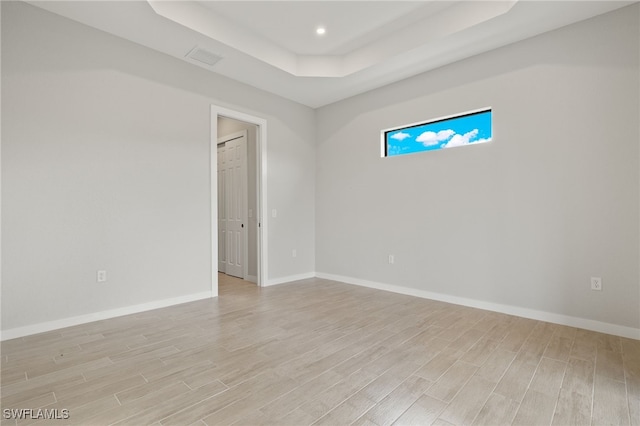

217,132,247,278
217,143,227,273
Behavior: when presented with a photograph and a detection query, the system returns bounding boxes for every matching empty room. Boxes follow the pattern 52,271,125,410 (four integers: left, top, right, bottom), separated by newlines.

1,1,639,425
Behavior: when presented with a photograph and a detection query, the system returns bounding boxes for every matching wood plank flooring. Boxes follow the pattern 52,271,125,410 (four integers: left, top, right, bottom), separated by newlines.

1,273,639,425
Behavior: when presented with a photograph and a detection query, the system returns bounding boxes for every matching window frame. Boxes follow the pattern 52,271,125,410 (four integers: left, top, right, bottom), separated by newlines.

381,107,493,158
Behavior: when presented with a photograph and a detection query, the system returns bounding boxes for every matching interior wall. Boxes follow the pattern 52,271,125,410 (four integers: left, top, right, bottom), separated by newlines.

1,1,316,331
217,117,258,280
315,5,640,330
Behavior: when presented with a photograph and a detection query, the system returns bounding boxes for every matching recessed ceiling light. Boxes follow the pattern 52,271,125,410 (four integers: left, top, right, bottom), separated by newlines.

316,27,326,36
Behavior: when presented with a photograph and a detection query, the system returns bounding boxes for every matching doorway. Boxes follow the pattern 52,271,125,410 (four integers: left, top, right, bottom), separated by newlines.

210,105,267,297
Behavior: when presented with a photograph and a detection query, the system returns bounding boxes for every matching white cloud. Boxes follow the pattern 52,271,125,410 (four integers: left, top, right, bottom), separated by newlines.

390,131,411,141
437,129,455,140
445,129,479,148
416,131,438,145
416,129,455,146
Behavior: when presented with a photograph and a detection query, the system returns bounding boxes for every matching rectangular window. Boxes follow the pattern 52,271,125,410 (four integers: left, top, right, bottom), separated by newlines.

382,108,493,157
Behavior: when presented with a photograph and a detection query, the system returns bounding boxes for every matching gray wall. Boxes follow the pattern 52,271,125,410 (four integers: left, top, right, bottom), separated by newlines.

316,5,639,329
1,1,316,330
217,117,258,279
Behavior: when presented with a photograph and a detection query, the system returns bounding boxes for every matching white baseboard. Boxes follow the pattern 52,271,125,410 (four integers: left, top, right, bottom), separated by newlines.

0,292,213,341
315,272,640,340
264,272,316,287
4,274,637,341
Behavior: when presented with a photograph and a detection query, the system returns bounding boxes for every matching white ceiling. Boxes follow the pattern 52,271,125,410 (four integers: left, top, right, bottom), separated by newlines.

27,1,637,108
199,1,441,56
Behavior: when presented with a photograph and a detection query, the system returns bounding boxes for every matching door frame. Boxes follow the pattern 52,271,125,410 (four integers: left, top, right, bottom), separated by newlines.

217,130,248,278
210,105,267,297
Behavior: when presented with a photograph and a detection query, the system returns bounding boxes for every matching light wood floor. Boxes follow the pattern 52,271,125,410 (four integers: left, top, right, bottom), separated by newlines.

1,274,639,425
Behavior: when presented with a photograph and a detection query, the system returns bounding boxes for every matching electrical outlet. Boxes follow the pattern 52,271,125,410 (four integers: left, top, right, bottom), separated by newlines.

272,209,277,218
591,277,602,291
388,255,394,264
292,249,297,258
97,270,107,283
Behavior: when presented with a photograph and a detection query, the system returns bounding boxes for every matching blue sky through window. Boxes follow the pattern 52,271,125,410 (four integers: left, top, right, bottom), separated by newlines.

384,109,492,157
